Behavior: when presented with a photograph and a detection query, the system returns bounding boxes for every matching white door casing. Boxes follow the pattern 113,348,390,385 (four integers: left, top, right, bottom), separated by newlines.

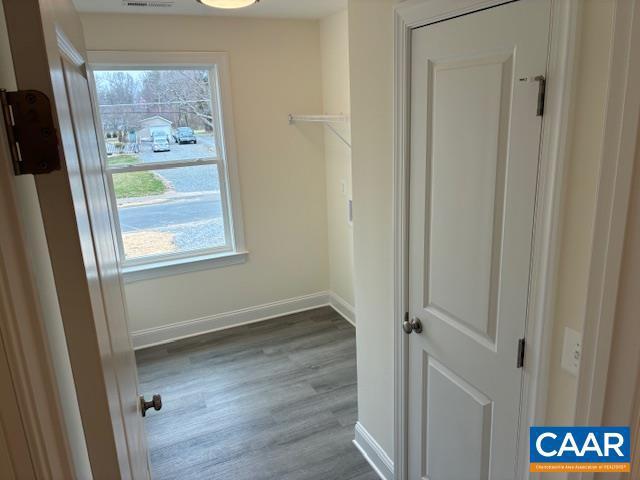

2,0,150,477
407,1,551,479
0,333,35,479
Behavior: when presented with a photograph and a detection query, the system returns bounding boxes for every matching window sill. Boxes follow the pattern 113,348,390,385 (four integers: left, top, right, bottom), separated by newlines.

122,251,248,284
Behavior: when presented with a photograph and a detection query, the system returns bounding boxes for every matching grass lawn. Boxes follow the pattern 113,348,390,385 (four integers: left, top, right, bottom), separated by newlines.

114,171,167,199
108,154,139,166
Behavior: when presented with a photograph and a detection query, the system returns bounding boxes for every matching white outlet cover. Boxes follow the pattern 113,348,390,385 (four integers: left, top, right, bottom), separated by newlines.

561,327,582,376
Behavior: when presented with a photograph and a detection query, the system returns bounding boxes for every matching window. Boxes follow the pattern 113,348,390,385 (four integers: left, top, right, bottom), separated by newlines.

89,52,245,279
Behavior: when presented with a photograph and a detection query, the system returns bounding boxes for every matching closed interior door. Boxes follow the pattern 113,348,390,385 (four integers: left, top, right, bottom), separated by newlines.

407,1,551,479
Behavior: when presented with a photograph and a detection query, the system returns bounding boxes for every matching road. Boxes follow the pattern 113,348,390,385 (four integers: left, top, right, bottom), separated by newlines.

118,192,226,251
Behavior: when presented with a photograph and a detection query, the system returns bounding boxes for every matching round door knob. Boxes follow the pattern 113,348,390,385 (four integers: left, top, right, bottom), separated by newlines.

140,394,162,417
403,317,423,334
402,319,413,334
410,317,423,334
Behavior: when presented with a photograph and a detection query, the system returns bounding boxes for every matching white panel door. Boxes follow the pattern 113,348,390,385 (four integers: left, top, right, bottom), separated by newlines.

408,1,551,479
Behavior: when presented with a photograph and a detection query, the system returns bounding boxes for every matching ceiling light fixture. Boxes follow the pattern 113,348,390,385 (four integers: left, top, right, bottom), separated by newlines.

196,0,259,9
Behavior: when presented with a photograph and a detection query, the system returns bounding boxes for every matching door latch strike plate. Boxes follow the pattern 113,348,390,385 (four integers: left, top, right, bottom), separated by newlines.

517,338,526,369
1,89,61,175
534,75,546,117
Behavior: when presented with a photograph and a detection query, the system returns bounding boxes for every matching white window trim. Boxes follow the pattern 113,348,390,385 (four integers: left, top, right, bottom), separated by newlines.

123,250,249,284
87,51,247,279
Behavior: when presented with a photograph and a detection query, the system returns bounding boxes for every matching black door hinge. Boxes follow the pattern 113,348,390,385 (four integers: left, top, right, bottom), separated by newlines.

1,89,61,175
534,75,546,117
517,338,526,369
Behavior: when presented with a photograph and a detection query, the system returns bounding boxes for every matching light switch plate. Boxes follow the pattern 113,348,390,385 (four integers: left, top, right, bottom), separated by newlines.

561,327,582,376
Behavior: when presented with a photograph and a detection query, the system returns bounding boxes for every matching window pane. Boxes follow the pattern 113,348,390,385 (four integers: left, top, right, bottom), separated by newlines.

114,164,227,260
93,69,218,166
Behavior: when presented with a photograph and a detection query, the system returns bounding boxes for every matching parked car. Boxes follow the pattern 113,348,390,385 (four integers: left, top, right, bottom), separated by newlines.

173,127,197,144
152,134,170,152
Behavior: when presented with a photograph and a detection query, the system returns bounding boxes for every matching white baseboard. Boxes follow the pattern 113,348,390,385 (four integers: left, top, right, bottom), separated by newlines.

131,291,331,349
329,292,356,326
353,422,394,480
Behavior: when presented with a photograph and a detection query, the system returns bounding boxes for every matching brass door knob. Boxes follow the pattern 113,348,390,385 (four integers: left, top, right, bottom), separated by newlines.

140,394,162,417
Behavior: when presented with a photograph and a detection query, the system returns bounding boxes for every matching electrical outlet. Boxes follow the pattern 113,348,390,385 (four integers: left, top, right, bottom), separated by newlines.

560,327,582,376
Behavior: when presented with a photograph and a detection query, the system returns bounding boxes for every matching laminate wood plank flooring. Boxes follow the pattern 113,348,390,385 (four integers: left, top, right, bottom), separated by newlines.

136,306,379,480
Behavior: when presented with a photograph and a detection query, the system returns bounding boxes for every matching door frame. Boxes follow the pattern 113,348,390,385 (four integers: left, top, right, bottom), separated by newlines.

392,1,581,478
0,2,76,477
573,0,640,465
0,86,76,480
2,0,148,477
571,2,640,478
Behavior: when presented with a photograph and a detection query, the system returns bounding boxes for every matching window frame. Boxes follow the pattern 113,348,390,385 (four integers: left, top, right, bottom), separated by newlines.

87,51,246,280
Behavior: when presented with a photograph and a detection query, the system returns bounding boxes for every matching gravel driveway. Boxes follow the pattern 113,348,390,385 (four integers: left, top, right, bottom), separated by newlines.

139,134,217,164
141,134,220,194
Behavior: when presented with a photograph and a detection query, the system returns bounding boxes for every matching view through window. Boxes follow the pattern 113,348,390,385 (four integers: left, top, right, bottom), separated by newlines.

92,68,234,265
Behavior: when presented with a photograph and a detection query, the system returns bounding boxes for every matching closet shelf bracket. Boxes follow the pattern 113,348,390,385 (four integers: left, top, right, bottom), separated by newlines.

288,113,351,149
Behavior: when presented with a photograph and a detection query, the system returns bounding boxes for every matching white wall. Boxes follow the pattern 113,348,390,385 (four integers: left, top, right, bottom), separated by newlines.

0,1,91,477
320,10,355,314
545,0,615,425
80,14,329,333
348,0,395,458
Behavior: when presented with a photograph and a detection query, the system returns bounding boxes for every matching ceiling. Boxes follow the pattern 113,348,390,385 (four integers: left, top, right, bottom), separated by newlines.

73,0,348,19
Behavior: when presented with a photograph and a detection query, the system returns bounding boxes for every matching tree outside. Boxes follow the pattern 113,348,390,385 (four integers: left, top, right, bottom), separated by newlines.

94,69,216,139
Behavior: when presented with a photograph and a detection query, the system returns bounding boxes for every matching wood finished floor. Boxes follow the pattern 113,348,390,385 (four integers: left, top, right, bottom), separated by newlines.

135,307,378,480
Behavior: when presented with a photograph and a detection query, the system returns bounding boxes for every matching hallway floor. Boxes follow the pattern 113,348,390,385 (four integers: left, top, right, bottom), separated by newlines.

136,307,377,480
